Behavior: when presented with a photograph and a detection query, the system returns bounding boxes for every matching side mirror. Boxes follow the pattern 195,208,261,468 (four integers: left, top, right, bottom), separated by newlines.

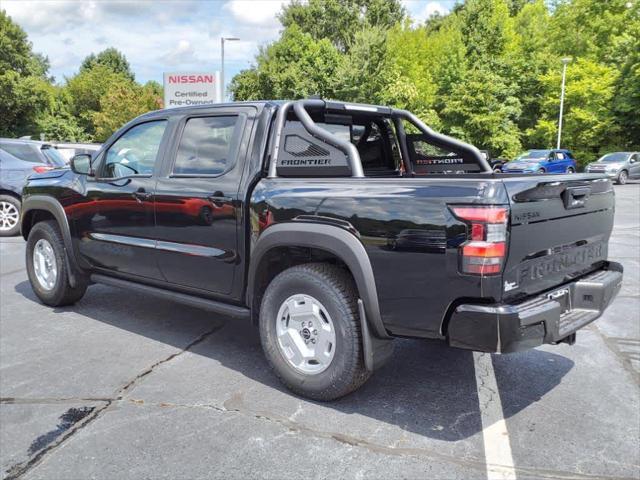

630,157,637,164
70,154,94,176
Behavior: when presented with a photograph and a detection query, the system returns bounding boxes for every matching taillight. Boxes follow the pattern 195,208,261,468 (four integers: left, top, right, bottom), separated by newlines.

451,206,508,275
32,165,53,173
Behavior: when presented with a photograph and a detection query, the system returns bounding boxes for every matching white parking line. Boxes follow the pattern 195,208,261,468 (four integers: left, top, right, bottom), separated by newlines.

473,352,517,480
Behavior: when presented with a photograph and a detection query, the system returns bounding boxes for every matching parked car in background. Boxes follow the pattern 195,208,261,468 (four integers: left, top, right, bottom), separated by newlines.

53,142,101,163
480,150,508,172
0,139,66,236
502,149,577,174
0,139,67,169
585,152,640,185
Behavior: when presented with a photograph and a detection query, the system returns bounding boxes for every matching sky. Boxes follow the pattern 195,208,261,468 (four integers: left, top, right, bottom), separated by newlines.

2,0,457,95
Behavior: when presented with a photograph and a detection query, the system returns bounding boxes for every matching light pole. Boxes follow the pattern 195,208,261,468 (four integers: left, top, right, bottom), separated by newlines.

221,37,240,102
557,57,571,149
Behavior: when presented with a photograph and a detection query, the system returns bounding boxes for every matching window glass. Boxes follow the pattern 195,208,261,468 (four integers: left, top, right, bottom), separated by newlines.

174,116,240,175
0,143,43,163
103,121,167,178
556,152,566,160
41,147,67,166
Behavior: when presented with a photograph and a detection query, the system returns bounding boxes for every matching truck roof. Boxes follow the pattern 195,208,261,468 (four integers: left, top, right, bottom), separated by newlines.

140,99,392,120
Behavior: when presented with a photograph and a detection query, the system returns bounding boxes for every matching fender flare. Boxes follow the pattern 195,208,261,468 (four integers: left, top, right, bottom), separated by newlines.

21,195,80,287
246,222,391,339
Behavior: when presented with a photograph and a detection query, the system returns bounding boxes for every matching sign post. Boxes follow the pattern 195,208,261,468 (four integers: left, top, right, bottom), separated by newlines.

163,72,221,109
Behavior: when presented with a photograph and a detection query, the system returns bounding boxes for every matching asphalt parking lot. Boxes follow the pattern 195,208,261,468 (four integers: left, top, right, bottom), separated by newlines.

1,184,638,480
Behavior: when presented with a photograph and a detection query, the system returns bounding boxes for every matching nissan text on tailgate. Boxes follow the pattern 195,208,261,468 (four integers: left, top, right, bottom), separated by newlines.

20,99,623,400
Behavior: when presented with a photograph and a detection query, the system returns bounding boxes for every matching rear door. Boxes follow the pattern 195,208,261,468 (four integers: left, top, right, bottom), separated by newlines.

550,151,567,173
501,174,615,300
153,107,254,295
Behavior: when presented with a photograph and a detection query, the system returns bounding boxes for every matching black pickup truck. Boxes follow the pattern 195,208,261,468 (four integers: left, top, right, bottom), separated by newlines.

21,99,623,400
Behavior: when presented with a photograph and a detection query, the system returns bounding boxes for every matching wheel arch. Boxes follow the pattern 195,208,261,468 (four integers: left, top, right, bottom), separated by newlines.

21,195,81,286
246,222,390,339
0,189,21,200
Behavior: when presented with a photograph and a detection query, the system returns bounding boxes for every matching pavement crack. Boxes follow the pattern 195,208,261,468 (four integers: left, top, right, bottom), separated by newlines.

3,323,224,480
4,401,112,480
115,323,224,400
131,392,636,480
0,397,112,405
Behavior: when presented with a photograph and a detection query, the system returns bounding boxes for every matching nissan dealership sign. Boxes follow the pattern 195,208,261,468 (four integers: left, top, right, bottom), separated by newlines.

163,72,222,108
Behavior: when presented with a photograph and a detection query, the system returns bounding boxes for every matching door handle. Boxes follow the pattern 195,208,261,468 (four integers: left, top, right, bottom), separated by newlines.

133,189,152,202
208,193,232,203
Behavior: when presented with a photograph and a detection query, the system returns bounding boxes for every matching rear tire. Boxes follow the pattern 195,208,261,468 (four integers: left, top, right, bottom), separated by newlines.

616,170,628,185
566,167,575,173
259,263,371,401
26,220,88,306
537,168,546,173
0,195,21,237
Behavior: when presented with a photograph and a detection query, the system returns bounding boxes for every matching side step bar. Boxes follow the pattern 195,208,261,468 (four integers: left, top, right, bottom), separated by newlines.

90,274,250,320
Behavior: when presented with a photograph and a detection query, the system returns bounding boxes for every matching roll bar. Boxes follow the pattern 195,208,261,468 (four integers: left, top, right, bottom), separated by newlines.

267,99,492,178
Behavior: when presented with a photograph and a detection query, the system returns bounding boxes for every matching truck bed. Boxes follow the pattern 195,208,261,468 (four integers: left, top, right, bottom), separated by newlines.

250,173,615,339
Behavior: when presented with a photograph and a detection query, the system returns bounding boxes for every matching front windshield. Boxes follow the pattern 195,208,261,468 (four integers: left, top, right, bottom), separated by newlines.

41,147,68,167
599,152,629,163
516,150,549,161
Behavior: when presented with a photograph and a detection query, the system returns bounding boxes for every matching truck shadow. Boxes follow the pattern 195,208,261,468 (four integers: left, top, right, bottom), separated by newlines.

14,281,574,442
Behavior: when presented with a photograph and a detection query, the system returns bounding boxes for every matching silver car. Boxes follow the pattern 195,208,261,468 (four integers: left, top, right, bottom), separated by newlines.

586,152,640,185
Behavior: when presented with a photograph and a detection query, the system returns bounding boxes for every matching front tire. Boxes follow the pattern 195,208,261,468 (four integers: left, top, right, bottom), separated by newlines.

26,220,88,306
616,170,628,185
537,168,546,174
259,263,370,401
566,167,575,173
0,195,21,237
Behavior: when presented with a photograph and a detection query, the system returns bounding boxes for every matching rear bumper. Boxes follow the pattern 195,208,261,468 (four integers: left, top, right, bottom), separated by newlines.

447,262,623,353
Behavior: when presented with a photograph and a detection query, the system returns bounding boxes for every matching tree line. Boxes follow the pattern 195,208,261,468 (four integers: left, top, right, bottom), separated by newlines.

2,0,638,165
0,11,161,143
231,0,639,164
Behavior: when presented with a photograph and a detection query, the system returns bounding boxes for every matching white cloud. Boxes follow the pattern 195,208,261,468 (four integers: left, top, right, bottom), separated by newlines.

160,39,197,66
223,0,286,25
402,1,450,24
1,0,284,87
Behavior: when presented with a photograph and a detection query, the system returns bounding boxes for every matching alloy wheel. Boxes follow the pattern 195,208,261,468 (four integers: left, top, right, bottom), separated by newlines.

0,201,19,232
275,294,337,375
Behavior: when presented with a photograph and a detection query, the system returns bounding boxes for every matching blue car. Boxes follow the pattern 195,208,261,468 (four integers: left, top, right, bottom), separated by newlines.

502,149,577,174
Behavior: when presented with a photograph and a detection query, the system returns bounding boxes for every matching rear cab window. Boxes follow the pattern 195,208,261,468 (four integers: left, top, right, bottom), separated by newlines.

277,115,402,177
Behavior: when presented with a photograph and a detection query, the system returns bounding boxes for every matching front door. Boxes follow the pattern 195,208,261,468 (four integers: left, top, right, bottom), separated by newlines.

153,111,252,295
75,120,169,279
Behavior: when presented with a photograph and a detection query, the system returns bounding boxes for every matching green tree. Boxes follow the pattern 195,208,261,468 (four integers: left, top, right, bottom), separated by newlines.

65,64,134,137
92,81,161,142
279,0,404,52
80,47,135,81
230,25,342,100
527,59,620,164
36,86,87,142
443,66,522,157
0,10,52,137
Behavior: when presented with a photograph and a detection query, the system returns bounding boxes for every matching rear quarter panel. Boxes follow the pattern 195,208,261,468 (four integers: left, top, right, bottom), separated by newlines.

250,177,510,338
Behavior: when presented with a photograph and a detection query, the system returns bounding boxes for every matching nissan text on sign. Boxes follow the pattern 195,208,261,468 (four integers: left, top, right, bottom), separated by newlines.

163,72,222,108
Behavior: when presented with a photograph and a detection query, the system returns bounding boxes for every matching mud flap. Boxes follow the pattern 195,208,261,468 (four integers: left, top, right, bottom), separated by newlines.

358,299,394,371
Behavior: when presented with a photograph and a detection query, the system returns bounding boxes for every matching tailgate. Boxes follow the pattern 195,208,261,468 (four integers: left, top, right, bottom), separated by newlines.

501,174,614,300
